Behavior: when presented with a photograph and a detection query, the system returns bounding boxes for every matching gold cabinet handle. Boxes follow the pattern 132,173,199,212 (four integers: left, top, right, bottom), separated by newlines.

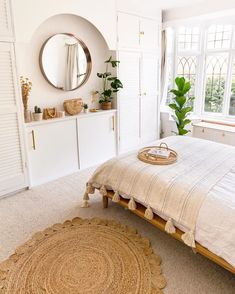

202,128,205,133
112,116,115,131
140,31,145,35
32,130,36,150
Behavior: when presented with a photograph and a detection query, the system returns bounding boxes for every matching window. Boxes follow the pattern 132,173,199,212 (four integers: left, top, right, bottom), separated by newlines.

229,59,235,115
207,25,232,50
163,22,235,120
204,55,228,113
178,26,200,51
177,56,197,98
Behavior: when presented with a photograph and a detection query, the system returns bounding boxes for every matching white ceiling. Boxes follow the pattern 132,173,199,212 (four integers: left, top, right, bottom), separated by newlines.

159,0,204,10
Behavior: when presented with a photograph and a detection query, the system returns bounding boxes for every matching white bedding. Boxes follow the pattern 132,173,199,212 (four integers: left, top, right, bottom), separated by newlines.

196,169,235,267
84,136,235,267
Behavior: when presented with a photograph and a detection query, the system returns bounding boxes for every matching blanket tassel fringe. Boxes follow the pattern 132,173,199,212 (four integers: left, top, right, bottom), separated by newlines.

112,191,120,203
165,218,176,234
182,230,196,248
144,206,154,220
81,200,89,208
100,185,108,196
128,197,137,211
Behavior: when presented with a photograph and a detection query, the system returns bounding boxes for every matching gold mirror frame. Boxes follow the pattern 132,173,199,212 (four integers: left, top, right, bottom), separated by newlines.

39,33,92,91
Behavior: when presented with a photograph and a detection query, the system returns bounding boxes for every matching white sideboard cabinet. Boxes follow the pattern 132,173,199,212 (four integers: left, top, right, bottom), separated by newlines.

77,111,116,169
26,110,117,186
27,119,79,186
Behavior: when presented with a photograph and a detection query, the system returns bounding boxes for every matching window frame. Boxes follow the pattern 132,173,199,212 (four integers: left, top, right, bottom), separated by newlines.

163,21,235,121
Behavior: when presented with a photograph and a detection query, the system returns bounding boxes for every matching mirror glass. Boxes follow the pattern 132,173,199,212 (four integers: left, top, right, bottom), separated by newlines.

40,33,91,91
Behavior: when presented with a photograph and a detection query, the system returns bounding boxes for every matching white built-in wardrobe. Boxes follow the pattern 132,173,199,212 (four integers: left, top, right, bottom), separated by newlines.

117,12,161,153
0,0,27,197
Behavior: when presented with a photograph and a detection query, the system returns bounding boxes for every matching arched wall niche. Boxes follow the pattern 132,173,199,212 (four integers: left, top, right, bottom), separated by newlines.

12,0,116,49
15,13,115,110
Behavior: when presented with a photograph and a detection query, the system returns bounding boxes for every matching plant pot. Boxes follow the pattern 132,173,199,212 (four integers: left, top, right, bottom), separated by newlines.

101,102,112,110
83,108,88,114
33,113,43,121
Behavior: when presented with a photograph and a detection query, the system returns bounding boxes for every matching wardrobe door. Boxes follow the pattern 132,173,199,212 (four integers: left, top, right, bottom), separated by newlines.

118,51,141,153
140,53,159,143
139,18,159,51
117,12,140,49
0,42,27,197
0,0,13,40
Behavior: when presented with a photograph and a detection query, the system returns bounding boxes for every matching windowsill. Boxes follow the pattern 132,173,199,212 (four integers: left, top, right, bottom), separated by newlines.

160,107,235,126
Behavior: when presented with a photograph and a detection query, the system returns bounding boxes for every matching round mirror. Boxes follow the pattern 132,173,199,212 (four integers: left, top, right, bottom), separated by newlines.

39,33,92,91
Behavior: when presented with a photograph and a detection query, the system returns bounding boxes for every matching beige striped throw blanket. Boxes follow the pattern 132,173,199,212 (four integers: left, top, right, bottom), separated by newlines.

83,136,235,247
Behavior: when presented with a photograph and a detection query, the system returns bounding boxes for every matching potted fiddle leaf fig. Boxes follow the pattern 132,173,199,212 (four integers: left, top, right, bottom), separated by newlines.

97,56,123,110
169,77,195,135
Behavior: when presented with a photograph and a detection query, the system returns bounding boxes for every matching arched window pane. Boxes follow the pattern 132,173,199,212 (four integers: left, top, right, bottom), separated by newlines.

207,25,232,49
177,56,197,98
229,59,235,116
204,55,228,113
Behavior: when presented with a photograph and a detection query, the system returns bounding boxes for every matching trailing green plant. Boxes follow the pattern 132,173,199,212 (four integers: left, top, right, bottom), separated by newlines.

97,56,123,103
83,103,88,110
34,106,42,113
169,77,195,136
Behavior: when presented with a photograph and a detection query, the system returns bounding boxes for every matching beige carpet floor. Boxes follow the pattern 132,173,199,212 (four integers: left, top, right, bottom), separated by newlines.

0,168,234,294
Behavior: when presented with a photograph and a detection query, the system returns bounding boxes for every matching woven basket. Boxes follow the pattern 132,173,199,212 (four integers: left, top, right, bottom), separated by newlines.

63,98,83,115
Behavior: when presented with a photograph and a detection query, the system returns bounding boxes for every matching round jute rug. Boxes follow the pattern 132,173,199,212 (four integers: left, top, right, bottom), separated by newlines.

0,218,166,294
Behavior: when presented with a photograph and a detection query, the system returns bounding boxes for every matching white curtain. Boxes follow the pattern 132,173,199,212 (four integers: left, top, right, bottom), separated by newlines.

65,44,79,90
160,30,167,102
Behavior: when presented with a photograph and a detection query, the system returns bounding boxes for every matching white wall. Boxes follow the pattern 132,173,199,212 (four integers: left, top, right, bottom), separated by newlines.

15,14,111,110
11,0,116,49
117,0,162,20
163,0,235,22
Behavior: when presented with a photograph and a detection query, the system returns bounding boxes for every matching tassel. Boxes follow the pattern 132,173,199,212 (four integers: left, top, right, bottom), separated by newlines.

86,183,95,194
112,191,120,203
182,230,196,248
100,185,107,196
165,218,176,234
83,192,89,201
128,197,137,211
144,206,154,220
81,200,89,208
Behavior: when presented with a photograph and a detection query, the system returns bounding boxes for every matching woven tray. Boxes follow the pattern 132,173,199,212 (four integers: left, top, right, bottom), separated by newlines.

138,143,178,165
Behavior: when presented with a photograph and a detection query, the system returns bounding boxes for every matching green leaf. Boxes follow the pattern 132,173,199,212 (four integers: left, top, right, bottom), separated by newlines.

178,129,189,135
105,56,112,63
183,82,191,94
103,72,112,78
175,96,186,108
102,89,112,97
175,77,185,91
97,73,103,78
169,103,178,110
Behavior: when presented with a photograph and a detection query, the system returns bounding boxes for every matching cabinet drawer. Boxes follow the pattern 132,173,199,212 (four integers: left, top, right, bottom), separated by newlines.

212,130,235,146
193,126,212,140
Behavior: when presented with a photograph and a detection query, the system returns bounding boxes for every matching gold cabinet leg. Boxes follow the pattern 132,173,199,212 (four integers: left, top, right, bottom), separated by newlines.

102,195,109,208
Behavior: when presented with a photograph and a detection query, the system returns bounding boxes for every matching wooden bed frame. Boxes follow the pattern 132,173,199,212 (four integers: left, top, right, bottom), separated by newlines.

102,191,235,275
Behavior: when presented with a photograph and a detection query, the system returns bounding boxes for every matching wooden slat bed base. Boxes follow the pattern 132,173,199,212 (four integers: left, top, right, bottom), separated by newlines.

102,191,235,275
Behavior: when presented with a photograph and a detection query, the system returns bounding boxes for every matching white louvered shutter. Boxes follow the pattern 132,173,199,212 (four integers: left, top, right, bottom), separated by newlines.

0,42,27,197
0,0,13,40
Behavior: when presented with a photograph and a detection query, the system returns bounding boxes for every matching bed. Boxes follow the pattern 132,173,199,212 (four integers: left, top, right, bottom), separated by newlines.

82,136,235,274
